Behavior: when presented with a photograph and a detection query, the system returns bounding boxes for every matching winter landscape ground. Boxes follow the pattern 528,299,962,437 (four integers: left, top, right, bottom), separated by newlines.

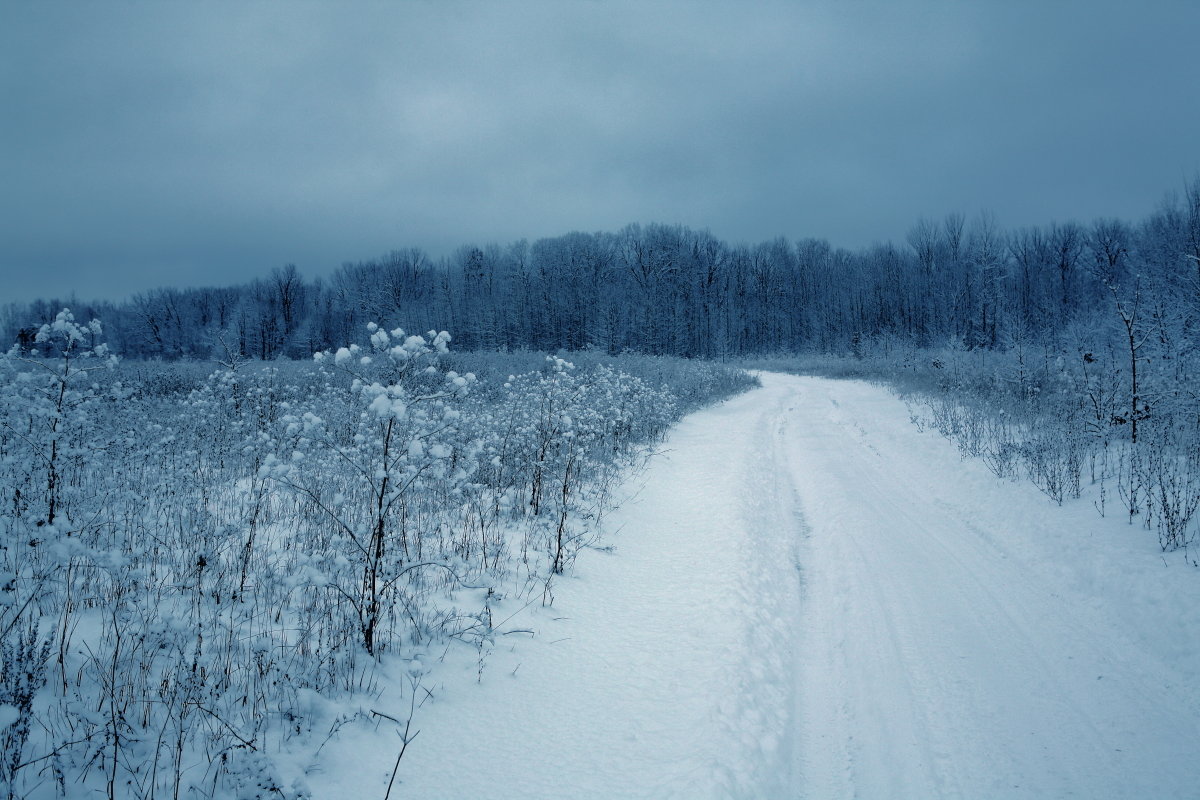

4,310,1200,799
308,373,1200,799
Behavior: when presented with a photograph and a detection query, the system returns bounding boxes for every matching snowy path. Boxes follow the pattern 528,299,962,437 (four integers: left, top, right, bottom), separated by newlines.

782,376,1200,798
312,374,1200,798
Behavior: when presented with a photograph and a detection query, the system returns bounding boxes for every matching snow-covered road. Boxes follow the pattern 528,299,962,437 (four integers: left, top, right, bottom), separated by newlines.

314,373,1200,798
781,375,1200,798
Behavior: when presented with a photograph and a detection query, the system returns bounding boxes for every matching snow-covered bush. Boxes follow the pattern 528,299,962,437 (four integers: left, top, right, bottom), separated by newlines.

281,325,477,656
1,309,119,796
0,314,755,797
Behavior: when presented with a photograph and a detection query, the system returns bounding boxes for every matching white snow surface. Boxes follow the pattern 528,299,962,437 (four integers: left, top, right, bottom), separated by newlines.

307,373,1200,798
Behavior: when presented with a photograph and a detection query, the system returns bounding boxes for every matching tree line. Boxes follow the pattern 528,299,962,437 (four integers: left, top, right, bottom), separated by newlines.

5,178,1199,361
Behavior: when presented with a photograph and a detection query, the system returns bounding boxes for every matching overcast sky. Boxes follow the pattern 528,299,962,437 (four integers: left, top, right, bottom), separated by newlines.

2,0,1198,303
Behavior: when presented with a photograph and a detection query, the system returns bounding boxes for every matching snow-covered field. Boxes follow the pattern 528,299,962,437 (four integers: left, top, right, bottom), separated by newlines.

314,373,1200,798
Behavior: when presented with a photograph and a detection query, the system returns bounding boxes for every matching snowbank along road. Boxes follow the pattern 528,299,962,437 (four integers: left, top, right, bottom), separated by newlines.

314,373,1200,799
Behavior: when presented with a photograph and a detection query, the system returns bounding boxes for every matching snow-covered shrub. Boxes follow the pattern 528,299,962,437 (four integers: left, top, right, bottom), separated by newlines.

281,325,477,656
462,356,676,574
0,319,756,796
0,309,119,796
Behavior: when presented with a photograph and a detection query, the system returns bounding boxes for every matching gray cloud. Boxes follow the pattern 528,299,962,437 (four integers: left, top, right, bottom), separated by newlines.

3,0,1198,303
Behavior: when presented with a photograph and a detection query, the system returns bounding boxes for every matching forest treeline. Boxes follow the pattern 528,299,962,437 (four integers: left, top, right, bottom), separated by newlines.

6,177,1199,361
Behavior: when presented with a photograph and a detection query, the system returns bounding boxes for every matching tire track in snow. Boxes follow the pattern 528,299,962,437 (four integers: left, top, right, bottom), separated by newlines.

716,384,808,796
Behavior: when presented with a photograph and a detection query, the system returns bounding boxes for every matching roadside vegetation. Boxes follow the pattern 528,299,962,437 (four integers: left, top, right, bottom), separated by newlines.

0,313,753,798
